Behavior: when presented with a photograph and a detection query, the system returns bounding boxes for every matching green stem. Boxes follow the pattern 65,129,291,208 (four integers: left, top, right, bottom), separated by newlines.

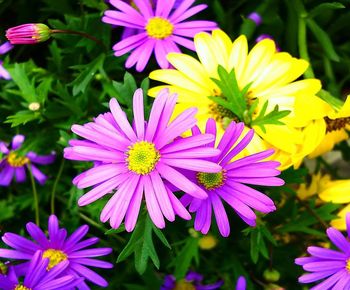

50,29,106,49
296,196,328,230
50,159,65,214
29,164,40,226
296,0,314,78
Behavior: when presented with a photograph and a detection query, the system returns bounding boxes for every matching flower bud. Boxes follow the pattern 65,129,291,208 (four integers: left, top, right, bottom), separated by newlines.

263,269,281,282
247,12,262,26
6,23,52,44
28,102,41,111
198,235,217,250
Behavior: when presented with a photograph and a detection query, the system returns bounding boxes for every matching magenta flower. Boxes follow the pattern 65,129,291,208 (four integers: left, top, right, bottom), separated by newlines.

102,0,217,71
247,12,262,26
6,23,51,44
0,41,13,80
295,213,350,289
0,215,112,289
0,135,55,186
235,276,246,290
161,271,223,290
181,119,284,237
0,251,82,290
64,88,221,231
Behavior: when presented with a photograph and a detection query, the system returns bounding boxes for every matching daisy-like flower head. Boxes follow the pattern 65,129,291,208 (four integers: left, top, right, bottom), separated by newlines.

0,251,82,290
64,88,221,231
149,29,328,169
295,213,350,289
0,41,13,80
0,215,113,289
181,119,284,237
102,0,217,71
297,172,350,230
161,271,224,290
0,135,55,186
309,95,350,158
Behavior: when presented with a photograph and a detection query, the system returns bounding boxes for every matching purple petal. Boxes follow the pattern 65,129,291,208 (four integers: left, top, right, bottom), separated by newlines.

132,88,145,139
0,165,15,186
15,167,26,183
0,41,13,54
26,152,55,165
327,228,350,253
211,192,230,237
125,178,144,232
11,135,25,150
29,164,47,185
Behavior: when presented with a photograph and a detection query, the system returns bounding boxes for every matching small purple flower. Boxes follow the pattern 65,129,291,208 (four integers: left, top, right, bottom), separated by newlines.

0,135,55,186
0,251,82,290
181,119,284,237
295,213,350,289
6,23,51,44
0,41,13,80
247,12,262,26
102,0,217,71
235,276,246,290
161,271,223,290
0,215,113,289
64,88,222,231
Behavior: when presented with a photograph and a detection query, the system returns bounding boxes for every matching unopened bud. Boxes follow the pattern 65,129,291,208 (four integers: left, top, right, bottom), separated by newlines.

263,269,280,283
247,12,262,26
188,228,199,238
198,235,217,250
28,102,40,111
6,23,51,44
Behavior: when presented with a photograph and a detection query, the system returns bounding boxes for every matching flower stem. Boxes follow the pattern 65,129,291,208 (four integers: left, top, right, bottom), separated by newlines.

296,196,328,230
29,164,40,226
50,159,65,214
50,29,106,49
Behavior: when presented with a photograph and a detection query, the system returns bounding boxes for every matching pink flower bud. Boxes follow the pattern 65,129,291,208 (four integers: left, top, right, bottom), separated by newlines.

6,23,51,44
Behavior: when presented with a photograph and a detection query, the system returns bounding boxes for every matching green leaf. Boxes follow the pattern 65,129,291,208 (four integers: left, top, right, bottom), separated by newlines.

210,65,248,119
317,89,343,111
5,111,42,127
70,53,105,96
306,19,340,62
251,101,290,133
117,214,169,275
7,63,38,103
105,225,125,235
173,237,199,279
308,2,345,19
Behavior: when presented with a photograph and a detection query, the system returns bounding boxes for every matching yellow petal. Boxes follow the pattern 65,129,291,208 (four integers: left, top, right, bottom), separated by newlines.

228,35,247,80
330,204,350,230
319,179,350,203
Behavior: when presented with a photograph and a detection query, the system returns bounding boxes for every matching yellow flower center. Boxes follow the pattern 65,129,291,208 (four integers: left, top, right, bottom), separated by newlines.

174,280,196,290
126,141,160,175
14,285,31,290
208,101,238,130
198,235,218,250
43,249,68,270
197,171,225,190
146,17,174,39
346,258,350,273
325,117,350,132
7,152,29,167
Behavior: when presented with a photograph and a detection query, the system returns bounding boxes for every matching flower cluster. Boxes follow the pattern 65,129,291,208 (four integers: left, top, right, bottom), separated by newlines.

65,88,284,235
0,215,112,289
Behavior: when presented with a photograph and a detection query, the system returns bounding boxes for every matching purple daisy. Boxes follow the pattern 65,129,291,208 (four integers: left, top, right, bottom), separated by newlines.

295,213,350,289
64,88,221,231
181,119,284,237
161,271,223,290
102,0,217,71
0,135,55,186
0,251,82,290
0,215,113,289
0,41,13,80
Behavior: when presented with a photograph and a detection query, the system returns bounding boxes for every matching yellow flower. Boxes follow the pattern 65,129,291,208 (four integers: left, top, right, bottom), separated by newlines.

149,30,327,170
297,173,350,230
308,95,350,158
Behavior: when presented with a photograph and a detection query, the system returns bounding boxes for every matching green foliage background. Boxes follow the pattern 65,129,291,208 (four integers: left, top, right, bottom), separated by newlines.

1,0,350,289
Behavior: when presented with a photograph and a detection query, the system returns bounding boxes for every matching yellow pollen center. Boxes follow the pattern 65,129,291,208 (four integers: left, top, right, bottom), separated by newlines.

14,285,31,290
197,171,225,190
208,101,238,130
126,141,160,175
43,249,67,270
146,17,174,39
174,280,196,290
346,258,350,273
7,152,29,167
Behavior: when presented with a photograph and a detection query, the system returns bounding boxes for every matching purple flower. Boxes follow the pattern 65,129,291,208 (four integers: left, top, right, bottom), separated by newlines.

0,41,13,80
0,251,82,290
161,271,223,290
6,23,51,44
235,276,246,290
247,12,262,26
295,213,350,289
0,215,113,289
0,135,55,186
64,88,222,231
181,119,284,237
102,0,217,71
